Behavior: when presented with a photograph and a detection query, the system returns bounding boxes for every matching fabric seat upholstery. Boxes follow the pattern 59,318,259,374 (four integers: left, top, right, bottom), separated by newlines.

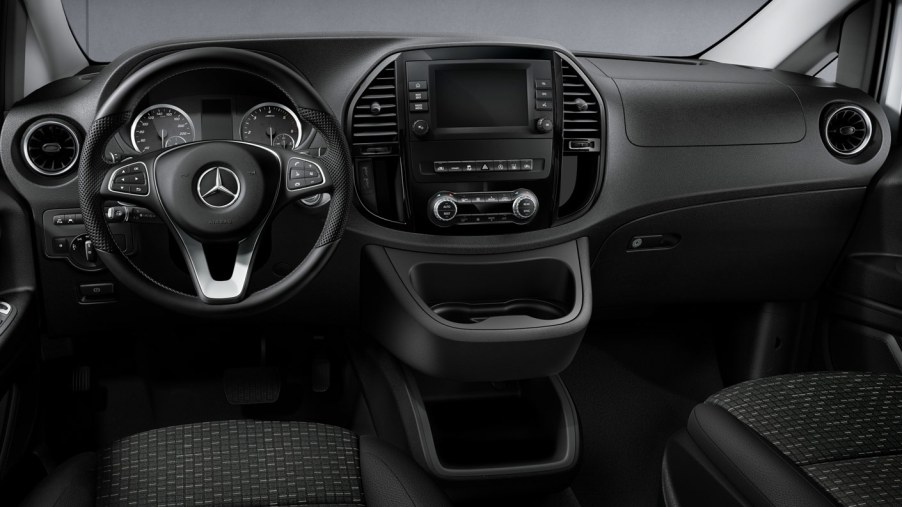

663,372,902,507
21,420,451,507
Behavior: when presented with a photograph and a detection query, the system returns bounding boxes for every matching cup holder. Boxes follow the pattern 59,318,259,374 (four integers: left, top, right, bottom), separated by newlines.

431,300,568,324
409,258,576,325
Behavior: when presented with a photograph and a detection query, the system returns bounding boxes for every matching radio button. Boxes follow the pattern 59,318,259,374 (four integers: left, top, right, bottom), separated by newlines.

408,80,428,90
536,89,552,100
410,102,429,112
535,79,552,89
409,91,428,101
536,100,553,110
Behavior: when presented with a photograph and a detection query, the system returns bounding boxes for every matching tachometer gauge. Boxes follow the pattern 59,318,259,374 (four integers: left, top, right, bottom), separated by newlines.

131,104,195,153
240,102,302,149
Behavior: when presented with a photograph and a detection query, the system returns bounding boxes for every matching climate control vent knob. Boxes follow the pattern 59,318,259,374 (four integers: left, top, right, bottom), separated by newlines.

431,195,458,222
512,190,538,220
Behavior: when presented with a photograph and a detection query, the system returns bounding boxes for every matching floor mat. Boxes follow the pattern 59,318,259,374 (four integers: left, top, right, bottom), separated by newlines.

562,312,724,507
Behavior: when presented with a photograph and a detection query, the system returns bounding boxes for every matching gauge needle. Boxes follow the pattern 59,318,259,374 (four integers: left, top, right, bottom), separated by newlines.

159,128,168,149
266,127,276,146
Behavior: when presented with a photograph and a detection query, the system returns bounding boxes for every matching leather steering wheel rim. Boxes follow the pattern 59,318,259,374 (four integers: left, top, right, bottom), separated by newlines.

78,47,351,316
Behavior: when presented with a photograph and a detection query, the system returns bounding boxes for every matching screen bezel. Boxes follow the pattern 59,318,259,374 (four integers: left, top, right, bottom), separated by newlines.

411,59,546,140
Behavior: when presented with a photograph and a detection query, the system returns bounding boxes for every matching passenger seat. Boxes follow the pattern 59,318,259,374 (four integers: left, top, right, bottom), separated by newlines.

663,372,902,506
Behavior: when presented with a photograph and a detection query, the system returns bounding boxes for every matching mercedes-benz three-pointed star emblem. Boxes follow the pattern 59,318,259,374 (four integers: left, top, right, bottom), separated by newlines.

197,166,241,208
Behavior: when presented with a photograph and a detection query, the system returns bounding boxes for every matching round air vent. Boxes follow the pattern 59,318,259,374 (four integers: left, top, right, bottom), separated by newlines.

21,120,80,176
823,105,872,157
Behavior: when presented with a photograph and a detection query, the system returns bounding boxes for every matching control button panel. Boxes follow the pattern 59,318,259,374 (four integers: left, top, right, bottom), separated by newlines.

42,207,151,271
286,157,325,191
426,189,538,227
108,161,149,196
433,159,538,174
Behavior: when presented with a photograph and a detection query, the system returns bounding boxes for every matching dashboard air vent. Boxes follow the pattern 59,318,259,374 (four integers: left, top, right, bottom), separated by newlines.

562,61,601,152
22,119,80,176
823,104,872,157
351,61,399,154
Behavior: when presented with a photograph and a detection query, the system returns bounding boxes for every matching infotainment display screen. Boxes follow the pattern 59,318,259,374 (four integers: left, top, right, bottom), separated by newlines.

433,68,528,129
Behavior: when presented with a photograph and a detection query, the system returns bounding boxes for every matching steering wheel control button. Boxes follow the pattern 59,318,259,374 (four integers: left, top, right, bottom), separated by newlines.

114,173,146,185
109,161,149,197
287,157,325,191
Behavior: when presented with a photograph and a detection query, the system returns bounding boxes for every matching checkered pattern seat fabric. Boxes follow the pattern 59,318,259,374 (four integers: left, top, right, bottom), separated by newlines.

21,420,451,507
705,372,902,506
96,421,363,506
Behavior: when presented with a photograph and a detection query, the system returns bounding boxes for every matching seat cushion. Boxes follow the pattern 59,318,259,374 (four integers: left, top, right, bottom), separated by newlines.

675,371,902,507
22,420,451,507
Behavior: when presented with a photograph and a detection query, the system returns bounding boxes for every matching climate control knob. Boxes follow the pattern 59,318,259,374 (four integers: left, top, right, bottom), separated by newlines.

512,190,538,220
432,195,458,222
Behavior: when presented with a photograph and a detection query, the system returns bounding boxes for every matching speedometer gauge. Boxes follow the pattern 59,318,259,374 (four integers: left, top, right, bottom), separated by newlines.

240,102,302,149
131,104,195,152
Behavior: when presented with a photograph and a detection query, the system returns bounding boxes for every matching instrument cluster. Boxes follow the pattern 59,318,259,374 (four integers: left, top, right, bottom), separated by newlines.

103,70,314,163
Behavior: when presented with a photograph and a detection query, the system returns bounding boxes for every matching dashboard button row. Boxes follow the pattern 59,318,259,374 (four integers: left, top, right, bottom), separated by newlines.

434,159,535,173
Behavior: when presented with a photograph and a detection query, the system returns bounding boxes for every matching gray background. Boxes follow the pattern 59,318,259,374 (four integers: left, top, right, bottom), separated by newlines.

62,0,766,62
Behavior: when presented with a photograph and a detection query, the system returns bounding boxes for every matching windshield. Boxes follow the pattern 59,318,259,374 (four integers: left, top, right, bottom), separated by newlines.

62,0,767,62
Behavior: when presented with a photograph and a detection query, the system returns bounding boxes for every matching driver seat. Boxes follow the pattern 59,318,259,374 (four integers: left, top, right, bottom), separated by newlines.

20,420,451,507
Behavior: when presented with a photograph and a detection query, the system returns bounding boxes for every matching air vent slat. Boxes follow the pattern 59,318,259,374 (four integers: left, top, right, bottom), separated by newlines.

22,120,80,176
350,62,399,147
561,61,602,146
823,105,872,157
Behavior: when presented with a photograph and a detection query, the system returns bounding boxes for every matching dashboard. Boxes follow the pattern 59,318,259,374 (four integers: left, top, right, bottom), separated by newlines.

0,35,892,334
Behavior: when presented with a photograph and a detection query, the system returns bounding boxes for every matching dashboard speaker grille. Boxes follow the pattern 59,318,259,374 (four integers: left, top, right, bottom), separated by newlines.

22,119,80,176
823,105,872,157
562,61,601,150
351,61,398,149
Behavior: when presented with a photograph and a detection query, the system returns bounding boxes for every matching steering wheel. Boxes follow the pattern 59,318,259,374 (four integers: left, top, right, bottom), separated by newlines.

78,47,351,316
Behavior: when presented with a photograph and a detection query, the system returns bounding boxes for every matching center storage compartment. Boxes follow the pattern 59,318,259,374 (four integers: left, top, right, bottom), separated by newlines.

410,259,575,324
421,377,570,468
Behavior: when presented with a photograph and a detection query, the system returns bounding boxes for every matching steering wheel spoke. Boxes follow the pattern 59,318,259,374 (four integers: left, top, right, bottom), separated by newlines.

171,224,265,303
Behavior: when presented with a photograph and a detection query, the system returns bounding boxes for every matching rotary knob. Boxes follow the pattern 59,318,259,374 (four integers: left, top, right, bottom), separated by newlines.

432,195,458,223
535,117,553,133
512,190,538,220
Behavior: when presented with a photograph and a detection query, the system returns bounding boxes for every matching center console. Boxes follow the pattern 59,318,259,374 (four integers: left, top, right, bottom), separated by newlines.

347,46,603,233
350,45,600,499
